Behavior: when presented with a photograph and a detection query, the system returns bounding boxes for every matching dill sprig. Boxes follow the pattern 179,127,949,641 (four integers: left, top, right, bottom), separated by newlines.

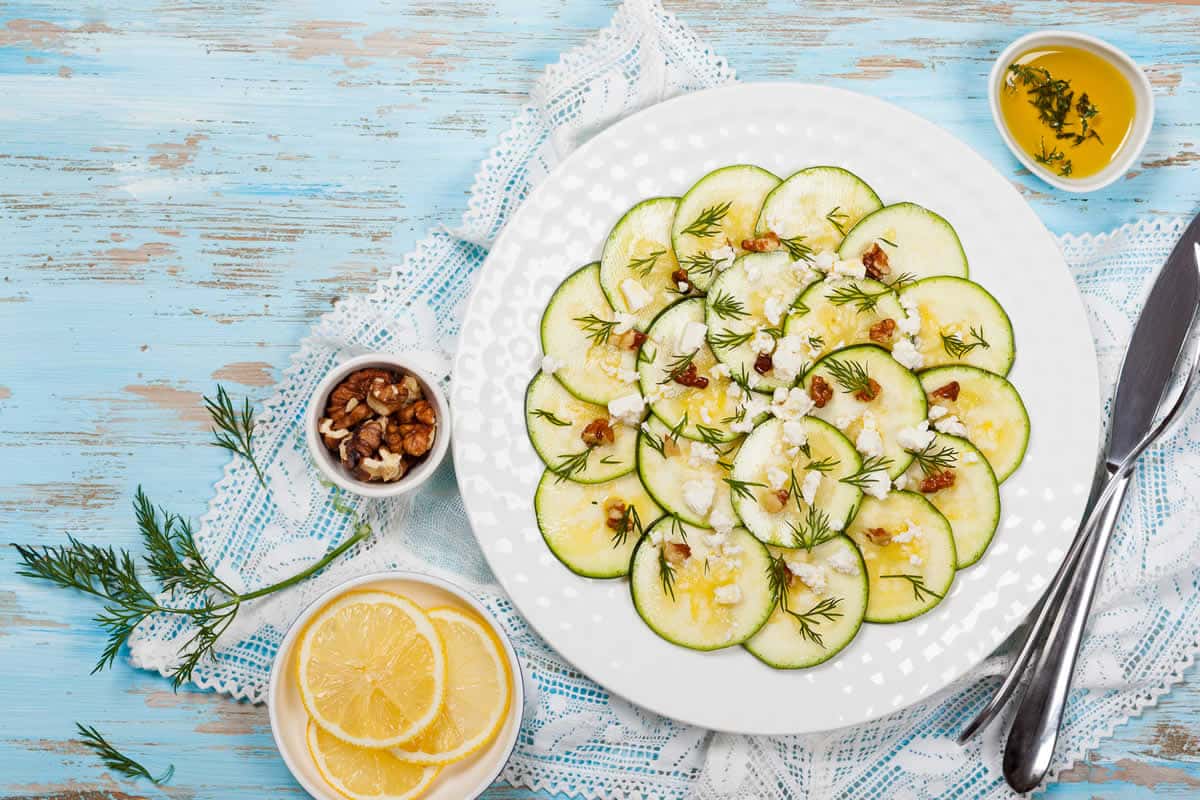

807,334,826,351
890,272,918,290
531,408,571,427
1008,63,1102,148
641,426,667,458
941,326,990,359
822,358,873,396
709,290,748,320
840,455,894,490
710,328,754,350
724,476,765,501
13,488,371,689
659,349,699,385
826,282,894,314
681,201,732,238
805,456,840,473
907,441,958,475
785,502,837,550
681,251,721,279
629,249,665,277
881,573,945,603
879,237,899,248
637,343,657,366
574,313,618,346
696,424,726,446
658,546,677,601
1034,137,1073,178
825,206,850,236
553,448,617,482
766,555,843,648
780,234,814,262
76,723,174,785
611,504,643,548
204,386,265,488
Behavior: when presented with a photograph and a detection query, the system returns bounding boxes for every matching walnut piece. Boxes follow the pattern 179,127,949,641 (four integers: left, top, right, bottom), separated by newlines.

664,541,692,565
581,418,615,447
760,488,789,514
931,381,960,401
919,469,956,494
869,318,896,344
754,352,774,375
809,375,834,408
604,498,628,531
854,378,882,402
741,231,781,252
864,527,892,545
862,243,890,280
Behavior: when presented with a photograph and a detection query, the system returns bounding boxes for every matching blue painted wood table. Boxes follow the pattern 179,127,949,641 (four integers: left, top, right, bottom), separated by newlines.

3,1,1200,797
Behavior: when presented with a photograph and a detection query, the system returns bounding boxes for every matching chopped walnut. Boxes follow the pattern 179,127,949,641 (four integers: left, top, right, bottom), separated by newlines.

662,435,682,458
581,417,615,447
604,498,628,531
869,318,896,344
760,488,789,514
864,527,892,545
931,381,960,401
672,362,709,389
319,417,351,450
809,375,834,408
341,420,384,471
854,378,882,402
754,352,774,375
919,470,956,493
664,541,692,565
862,243,890,280
616,329,648,351
671,268,692,292
741,231,781,252
360,448,406,482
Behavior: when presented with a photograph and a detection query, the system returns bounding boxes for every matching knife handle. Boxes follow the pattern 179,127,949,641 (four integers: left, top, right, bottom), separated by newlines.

1001,470,1132,793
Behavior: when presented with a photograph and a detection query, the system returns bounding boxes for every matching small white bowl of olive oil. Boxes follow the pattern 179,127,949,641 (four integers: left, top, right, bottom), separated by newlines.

989,30,1153,193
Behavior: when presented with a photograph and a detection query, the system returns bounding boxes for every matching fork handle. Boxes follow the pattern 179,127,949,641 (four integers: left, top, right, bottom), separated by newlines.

1001,470,1132,793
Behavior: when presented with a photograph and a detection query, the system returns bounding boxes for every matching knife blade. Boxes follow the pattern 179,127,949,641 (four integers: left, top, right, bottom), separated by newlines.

1106,214,1200,466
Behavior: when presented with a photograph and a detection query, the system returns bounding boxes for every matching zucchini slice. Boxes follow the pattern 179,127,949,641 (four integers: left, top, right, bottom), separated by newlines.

525,373,637,483
803,345,928,479
918,365,1030,483
704,251,819,391
837,203,968,283
901,433,1000,568
541,262,639,405
899,276,1015,376
534,470,663,578
785,277,906,363
671,165,781,292
599,197,683,330
744,537,868,669
630,518,775,650
636,417,739,528
638,298,759,443
848,491,957,623
755,167,882,253
729,417,862,546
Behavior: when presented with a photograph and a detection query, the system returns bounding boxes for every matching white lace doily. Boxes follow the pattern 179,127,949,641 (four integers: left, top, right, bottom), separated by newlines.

125,2,1200,797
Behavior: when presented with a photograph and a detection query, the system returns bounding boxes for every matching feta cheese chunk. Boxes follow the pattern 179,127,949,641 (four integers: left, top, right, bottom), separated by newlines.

540,354,563,374
855,426,884,458
688,442,720,467
751,329,776,354
676,320,708,354
894,473,909,491
682,479,715,516
714,583,743,605
607,392,645,425
709,507,736,535
613,312,637,335
800,470,822,506
827,548,859,575
891,337,924,370
786,560,828,594
710,244,736,271
861,469,890,500
928,404,948,421
961,450,979,464
782,419,808,448
766,467,790,491
620,278,653,311
813,249,836,271
896,420,935,452
772,335,809,382
831,258,867,279
763,295,787,326
934,414,968,436
898,310,921,336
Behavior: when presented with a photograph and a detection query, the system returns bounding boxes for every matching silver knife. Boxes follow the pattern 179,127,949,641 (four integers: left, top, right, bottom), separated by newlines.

1001,224,1200,793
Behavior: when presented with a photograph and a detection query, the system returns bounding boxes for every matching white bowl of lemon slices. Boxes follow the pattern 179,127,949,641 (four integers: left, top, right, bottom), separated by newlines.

268,571,523,800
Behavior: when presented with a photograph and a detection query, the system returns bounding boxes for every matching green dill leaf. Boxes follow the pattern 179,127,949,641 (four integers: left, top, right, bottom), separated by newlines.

681,201,732,239
531,408,571,427
76,723,175,785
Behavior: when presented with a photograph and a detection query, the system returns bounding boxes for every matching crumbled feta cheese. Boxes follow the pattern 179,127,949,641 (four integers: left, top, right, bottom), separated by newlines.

721,541,744,557
814,250,836,271
861,470,890,500
900,293,919,313
891,337,925,370
764,295,788,326
725,381,746,401
541,354,563,374
783,419,808,448
892,522,923,543
856,427,884,458
772,335,809,381
834,413,858,431
773,387,789,405
928,404,948,421
898,310,921,336
894,473,909,490
676,320,708,354
704,531,728,548
800,470,822,506
689,442,720,467
731,417,756,434
909,553,924,566
710,245,736,271
934,414,968,436
699,406,713,425
827,548,859,575
682,479,715,516
607,392,645,425
961,450,979,464
786,560,828,594
620,278,653,312
860,410,878,430
751,329,776,354
710,363,731,379
709,507,736,534
832,258,867,279
714,584,743,605
747,372,762,388
677,281,690,292
896,420,935,451
773,387,815,421
649,528,665,546
613,312,637,335
766,467,790,490
830,517,845,532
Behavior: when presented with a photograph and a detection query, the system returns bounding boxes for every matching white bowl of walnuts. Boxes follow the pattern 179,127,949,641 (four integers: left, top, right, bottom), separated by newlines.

306,353,449,498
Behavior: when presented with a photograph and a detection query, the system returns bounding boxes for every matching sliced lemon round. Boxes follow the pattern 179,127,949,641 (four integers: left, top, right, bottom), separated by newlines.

307,719,440,800
298,590,446,748
390,607,512,765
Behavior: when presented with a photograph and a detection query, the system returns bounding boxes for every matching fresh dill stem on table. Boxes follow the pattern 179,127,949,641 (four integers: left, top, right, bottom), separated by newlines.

12,488,371,689
76,722,175,785
204,385,266,488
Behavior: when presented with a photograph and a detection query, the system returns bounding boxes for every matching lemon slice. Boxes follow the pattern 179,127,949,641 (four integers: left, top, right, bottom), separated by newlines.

298,590,446,748
307,719,440,800
390,607,512,765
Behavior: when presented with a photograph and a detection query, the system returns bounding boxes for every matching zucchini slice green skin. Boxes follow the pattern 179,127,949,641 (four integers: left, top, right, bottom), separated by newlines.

540,262,639,405
918,364,1030,483
900,276,1015,376
902,433,1000,569
849,491,957,623
534,470,663,578
524,373,638,484
705,252,818,392
803,344,928,479
671,165,782,292
630,518,775,651
744,536,868,669
636,416,738,528
756,166,882,254
599,197,683,331
785,277,906,363
729,416,863,546
837,202,969,283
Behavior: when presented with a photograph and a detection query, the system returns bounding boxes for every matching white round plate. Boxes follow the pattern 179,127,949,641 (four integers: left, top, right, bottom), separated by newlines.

452,83,1100,734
